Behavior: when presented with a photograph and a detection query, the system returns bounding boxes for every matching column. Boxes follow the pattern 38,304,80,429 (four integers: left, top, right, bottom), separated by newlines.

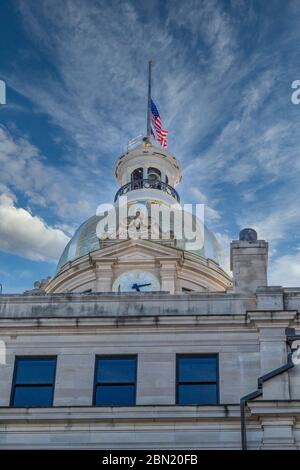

259,326,290,400
160,261,177,294
95,261,114,292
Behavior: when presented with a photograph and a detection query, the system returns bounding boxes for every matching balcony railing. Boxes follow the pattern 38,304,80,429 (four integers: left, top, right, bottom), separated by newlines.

114,178,180,203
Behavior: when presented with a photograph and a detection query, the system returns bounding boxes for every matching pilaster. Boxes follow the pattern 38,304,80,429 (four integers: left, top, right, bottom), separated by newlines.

160,261,177,294
95,261,114,292
247,310,297,400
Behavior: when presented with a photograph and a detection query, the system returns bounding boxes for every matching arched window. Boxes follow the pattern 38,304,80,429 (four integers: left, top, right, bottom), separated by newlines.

147,167,161,188
131,168,143,189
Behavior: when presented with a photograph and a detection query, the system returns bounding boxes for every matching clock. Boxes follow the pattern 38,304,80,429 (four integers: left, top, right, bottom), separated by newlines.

112,270,160,293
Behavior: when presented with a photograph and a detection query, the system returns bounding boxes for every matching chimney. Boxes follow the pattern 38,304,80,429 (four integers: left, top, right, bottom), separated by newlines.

230,228,268,294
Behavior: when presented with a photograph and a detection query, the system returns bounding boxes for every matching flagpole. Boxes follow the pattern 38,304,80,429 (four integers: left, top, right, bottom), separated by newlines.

146,60,152,138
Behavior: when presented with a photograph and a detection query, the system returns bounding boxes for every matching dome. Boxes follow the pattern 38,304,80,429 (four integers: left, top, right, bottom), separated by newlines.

56,140,226,275
56,215,102,273
56,210,225,274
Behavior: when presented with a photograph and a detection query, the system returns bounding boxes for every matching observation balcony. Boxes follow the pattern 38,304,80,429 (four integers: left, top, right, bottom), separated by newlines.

114,178,180,203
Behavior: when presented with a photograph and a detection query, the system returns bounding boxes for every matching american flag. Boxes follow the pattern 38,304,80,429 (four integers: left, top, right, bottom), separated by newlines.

150,99,168,148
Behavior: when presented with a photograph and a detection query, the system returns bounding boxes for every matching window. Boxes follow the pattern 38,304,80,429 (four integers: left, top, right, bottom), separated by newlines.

176,355,218,405
131,168,143,188
94,356,137,406
148,167,161,182
11,357,57,407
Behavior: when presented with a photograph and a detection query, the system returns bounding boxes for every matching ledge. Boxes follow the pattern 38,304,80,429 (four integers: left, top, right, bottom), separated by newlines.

0,291,256,319
0,314,252,331
249,400,300,416
0,405,241,424
246,310,298,326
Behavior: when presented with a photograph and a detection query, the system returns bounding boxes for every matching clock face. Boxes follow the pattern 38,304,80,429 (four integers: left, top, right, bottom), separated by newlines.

112,270,160,293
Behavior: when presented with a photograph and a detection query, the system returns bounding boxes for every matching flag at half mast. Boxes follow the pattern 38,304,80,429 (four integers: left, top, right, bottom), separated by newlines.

150,99,168,148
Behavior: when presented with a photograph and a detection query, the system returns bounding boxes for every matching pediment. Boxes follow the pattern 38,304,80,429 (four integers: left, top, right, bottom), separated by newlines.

118,249,154,261
90,239,182,262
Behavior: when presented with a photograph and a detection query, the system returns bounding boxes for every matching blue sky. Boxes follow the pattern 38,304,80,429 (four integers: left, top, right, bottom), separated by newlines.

1,0,300,292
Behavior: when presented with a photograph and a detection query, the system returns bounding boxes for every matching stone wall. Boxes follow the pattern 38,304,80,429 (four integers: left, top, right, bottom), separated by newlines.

0,290,299,449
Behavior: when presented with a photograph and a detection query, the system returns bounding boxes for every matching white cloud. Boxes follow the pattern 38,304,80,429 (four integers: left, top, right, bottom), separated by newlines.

12,0,292,202
239,203,300,245
189,187,221,221
224,160,255,185
0,125,97,221
189,187,207,204
9,0,246,159
205,206,221,222
0,193,69,261
213,231,232,274
269,252,300,287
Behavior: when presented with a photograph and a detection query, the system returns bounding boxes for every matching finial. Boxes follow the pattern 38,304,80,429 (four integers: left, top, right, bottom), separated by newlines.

239,228,257,242
143,136,152,147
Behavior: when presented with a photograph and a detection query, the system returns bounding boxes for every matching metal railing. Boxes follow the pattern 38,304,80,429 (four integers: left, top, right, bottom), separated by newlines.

114,179,180,202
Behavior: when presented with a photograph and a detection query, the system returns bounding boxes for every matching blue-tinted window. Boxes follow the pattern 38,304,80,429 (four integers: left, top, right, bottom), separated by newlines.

178,356,217,382
178,384,218,405
15,359,56,384
11,357,56,407
96,358,136,383
177,355,218,405
95,385,135,406
94,356,137,406
13,386,54,407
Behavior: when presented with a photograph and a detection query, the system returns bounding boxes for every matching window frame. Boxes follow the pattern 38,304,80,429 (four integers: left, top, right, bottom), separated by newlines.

10,356,57,408
176,354,219,405
93,355,137,406
131,167,143,186
147,167,161,182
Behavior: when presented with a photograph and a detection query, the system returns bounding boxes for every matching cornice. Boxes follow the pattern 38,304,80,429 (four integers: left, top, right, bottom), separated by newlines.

246,310,298,326
0,405,240,424
0,314,251,330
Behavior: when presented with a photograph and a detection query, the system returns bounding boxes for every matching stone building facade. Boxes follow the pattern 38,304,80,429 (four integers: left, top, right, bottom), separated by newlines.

0,139,299,449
